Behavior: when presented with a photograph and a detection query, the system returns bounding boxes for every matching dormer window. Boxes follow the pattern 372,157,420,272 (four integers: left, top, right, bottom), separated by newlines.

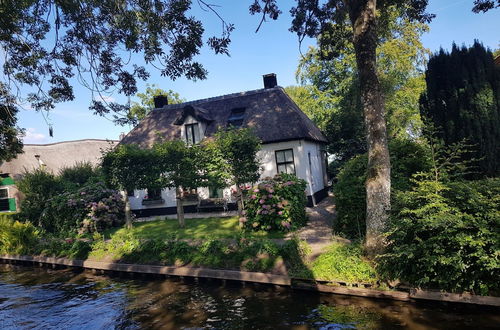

228,107,246,128
185,123,200,144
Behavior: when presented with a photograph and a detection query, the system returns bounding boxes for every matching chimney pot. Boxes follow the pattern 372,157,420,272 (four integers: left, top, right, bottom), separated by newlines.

153,95,169,108
263,73,277,89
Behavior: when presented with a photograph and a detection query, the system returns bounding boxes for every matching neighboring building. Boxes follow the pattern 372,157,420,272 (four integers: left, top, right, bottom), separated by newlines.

0,139,117,212
120,74,329,217
0,175,17,213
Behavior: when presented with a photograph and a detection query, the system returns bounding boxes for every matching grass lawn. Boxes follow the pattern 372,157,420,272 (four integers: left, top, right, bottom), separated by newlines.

104,216,286,240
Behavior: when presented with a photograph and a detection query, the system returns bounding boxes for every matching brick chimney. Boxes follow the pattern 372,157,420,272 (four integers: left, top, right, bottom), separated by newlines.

153,95,169,108
263,73,277,89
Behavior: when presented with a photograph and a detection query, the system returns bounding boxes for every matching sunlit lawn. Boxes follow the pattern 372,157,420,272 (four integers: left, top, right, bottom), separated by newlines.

104,216,286,240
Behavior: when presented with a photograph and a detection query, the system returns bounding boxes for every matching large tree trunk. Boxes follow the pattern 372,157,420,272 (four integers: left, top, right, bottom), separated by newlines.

348,0,391,253
176,187,185,228
120,190,133,229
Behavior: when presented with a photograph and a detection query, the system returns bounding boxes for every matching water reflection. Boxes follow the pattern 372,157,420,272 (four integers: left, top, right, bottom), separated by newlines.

0,264,498,329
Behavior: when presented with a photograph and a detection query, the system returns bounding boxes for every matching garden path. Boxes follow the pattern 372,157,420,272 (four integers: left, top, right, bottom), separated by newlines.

286,194,342,258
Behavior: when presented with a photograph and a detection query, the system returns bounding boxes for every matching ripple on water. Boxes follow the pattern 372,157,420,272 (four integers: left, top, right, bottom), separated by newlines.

1,264,499,329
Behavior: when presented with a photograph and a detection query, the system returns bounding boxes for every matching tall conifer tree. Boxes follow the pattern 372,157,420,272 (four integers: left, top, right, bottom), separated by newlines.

420,41,500,177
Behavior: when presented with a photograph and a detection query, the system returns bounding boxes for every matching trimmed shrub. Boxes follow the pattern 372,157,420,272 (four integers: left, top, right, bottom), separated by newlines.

333,139,432,238
59,161,103,188
378,177,500,295
241,173,307,232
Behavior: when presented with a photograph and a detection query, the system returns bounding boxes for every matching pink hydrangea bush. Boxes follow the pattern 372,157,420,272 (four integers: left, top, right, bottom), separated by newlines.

240,173,307,232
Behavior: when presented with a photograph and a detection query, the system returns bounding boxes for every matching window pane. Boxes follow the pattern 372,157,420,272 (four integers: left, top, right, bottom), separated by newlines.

276,151,285,163
185,125,193,144
0,199,8,211
285,149,294,162
286,163,295,174
209,186,223,198
193,123,200,143
147,188,161,200
0,189,7,199
278,164,286,173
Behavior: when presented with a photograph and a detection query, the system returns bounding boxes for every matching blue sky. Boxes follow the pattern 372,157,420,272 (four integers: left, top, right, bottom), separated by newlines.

17,1,499,144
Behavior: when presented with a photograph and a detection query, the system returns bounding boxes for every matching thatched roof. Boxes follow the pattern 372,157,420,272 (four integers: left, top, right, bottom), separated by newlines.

120,87,328,147
0,139,117,178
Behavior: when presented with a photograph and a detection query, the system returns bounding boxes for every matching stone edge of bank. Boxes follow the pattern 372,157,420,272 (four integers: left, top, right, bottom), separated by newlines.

1,254,498,307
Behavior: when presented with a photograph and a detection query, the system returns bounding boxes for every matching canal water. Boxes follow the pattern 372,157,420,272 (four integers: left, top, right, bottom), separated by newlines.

0,264,498,329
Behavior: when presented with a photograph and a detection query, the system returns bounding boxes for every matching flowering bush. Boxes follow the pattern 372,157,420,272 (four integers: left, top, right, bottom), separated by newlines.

240,173,307,232
40,182,126,234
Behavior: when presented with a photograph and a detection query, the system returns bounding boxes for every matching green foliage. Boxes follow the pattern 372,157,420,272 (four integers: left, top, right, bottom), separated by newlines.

59,161,103,188
90,231,308,274
0,82,23,162
420,41,500,177
242,173,307,232
154,140,209,191
17,165,124,234
378,177,500,294
128,84,185,122
214,127,261,186
334,139,431,238
310,243,378,284
38,238,92,260
284,85,337,132
102,144,158,192
334,154,368,238
17,169,65,226
0,216,40,255
295,11,429,163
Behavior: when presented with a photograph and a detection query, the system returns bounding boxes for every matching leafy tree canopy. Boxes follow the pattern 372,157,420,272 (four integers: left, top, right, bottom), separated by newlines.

291,10,429,162
102,144,157,192
214,127,261,187
0,83,24,162
128,84,185,124
0,0,232,124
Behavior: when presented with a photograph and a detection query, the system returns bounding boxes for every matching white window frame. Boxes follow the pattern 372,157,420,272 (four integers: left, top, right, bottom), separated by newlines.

185,122,200,145
275,148,296,175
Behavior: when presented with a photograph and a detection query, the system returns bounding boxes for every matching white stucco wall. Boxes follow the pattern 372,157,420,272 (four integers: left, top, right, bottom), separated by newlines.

302,140,328,197
128,138,327,211
257,140,326,195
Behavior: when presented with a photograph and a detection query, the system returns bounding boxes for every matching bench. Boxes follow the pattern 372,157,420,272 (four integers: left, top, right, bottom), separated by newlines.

197,198,228,212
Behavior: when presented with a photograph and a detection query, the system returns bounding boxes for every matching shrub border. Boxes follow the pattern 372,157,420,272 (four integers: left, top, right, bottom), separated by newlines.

1,254,499,307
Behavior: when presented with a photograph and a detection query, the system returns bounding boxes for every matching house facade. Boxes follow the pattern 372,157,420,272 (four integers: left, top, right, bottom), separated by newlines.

120,74,329,217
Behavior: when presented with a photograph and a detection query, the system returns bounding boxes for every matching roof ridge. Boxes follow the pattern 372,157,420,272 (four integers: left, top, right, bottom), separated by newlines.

24,139,119,147
156,86,283,110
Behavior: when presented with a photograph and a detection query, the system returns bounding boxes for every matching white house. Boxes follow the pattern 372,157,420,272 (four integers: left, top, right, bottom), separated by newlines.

120,74,329,217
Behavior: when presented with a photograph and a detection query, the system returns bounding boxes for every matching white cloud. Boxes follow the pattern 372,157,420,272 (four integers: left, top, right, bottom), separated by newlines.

22,128,47,144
